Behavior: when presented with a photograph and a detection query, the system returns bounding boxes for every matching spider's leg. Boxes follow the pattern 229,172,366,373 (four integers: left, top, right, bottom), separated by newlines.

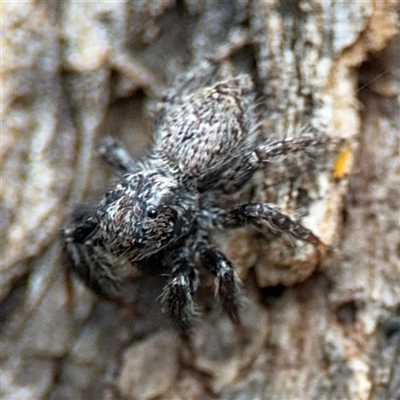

63,205,99,244
64,240,123,300
160,259,199,336
218,134,343,193
255,134,342,163
216,203,327,251
197,244,242,323
63,206,124,300
98,136,141,174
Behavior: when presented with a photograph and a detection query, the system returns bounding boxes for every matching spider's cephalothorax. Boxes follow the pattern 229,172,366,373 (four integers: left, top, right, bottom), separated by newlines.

63,74,337,335
97,171,198,261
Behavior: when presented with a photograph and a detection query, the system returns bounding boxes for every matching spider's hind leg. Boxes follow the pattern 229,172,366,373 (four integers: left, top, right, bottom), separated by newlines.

255,133,343,164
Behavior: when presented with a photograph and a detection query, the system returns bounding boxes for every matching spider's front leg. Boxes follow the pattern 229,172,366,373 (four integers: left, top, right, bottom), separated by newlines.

197,244,242,324
160,258,199,336
63,206,124,300
216,203,327,251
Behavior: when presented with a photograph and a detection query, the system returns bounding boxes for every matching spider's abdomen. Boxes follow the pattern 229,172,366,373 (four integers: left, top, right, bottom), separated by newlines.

154,75,259,188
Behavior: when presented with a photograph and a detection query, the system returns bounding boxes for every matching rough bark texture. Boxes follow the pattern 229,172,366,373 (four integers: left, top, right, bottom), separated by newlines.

1,1,399,399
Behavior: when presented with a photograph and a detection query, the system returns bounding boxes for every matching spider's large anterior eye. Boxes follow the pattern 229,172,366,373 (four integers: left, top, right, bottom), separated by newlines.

146,206,158,219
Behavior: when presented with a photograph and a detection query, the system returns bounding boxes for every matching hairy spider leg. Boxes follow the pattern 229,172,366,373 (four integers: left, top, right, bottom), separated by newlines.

255,134,343,163
160,259,200,335
98,136,141,174
64,234,123,301
63,205,127,299
197,245,242,324
215,134,342,194
216,203,327,251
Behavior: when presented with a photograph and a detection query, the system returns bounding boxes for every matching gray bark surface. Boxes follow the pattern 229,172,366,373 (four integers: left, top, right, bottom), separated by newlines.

1,1,399,399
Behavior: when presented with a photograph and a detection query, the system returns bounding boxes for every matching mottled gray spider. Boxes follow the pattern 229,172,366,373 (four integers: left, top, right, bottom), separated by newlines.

63,72,335,335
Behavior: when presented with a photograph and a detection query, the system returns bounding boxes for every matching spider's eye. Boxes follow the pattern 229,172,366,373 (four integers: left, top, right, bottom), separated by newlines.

146,207,158,219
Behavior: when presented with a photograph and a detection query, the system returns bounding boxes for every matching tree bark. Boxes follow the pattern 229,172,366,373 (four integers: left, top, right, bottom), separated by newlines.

1,1,399,399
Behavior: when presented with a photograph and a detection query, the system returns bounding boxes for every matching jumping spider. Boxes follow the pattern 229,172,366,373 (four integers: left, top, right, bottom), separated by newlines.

64,72,336,335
